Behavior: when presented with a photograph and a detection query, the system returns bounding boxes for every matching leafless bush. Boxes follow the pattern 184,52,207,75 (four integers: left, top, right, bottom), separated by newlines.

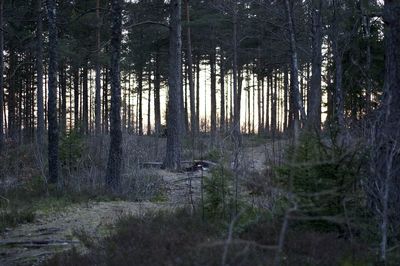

58,134,166,200
365,119,400,262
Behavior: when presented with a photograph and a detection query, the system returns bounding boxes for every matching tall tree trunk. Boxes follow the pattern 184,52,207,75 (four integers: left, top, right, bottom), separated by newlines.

184,4,194,135
271,71,277,136
0,0,4,152
73,67,79,130
164,0,182,170
147,71,151,135
195,57,200,133
8,51,17,143
283,66,289,132
331,0,345,131
105,0,123,189
82,63,89,134
154,52,161,135
185,0,196,136
220,51,225,133
137,67,143,135
232,8,241,142
307,0,322,132
103,67,109,133
183,62,189,134
361,0,372,113
261,77,265,133
59,64,66,134
378,2,400,262
210,49,217,140
266,75,270,133
257,75,262,134
36,0,44,148
285,0,306,144
46,0,59,184
95,0,101,135
247,70,251,134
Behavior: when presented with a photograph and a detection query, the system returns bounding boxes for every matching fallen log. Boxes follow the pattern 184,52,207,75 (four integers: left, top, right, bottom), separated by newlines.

0,239,79,246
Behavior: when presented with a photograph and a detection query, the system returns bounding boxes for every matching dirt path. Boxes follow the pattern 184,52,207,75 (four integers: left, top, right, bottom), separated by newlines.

0,169,205,266
0,143,273,265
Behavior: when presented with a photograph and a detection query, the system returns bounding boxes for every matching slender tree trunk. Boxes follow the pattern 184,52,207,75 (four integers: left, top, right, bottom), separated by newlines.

73,67,79,130
331,0,345,131
138,67,143,135
195,57,200,133
307,0,322,132
46,0,59,184
36,0,44,148
283,66,289,132
266,75,270,133
183,62,189,134
361,0,372,113
185,0,196,136
8,51,17,143
257,75,262,134
95,0,101,135
220,51,225,133
154,52,161,135
0,0,4,152
261,77,265,133
103,68,109,133
164,0,182,170
247,70,251,134
285,0,306,144
379,2,400,261
210,49,217,141
232,9,241,142
59,64,66,134
271,71,277,136
82,63,89,134
147,71,151,135
105,0,123,189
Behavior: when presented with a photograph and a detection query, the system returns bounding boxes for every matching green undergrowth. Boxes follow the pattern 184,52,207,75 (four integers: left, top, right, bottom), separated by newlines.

273,132,365,232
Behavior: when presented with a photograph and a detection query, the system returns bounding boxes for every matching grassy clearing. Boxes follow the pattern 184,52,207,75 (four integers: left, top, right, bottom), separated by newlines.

0,177,118,232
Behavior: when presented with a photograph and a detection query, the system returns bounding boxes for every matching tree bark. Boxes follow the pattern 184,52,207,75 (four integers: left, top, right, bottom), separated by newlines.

154,52,161,135
285,0,306,143
82,63,89,134
0,0,4,152
195,56,200,133
271,71,277,136
220,51,225,133
8,51,17,143
164,0,182,170
232,8,241,143
105,0,123,189
36,0,44,148
307,0,322,132
379,2,400,261
73,67,79,130
331,0,345,131
185,0,196,136
95,0,101,135
46,0,59,184
59,64,66,134
210,49,217,140
147,71,151,135
137,67,143,135
283,66,289,132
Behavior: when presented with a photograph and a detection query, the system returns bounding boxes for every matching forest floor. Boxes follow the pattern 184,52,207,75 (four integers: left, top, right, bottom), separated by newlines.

0,142,275,266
